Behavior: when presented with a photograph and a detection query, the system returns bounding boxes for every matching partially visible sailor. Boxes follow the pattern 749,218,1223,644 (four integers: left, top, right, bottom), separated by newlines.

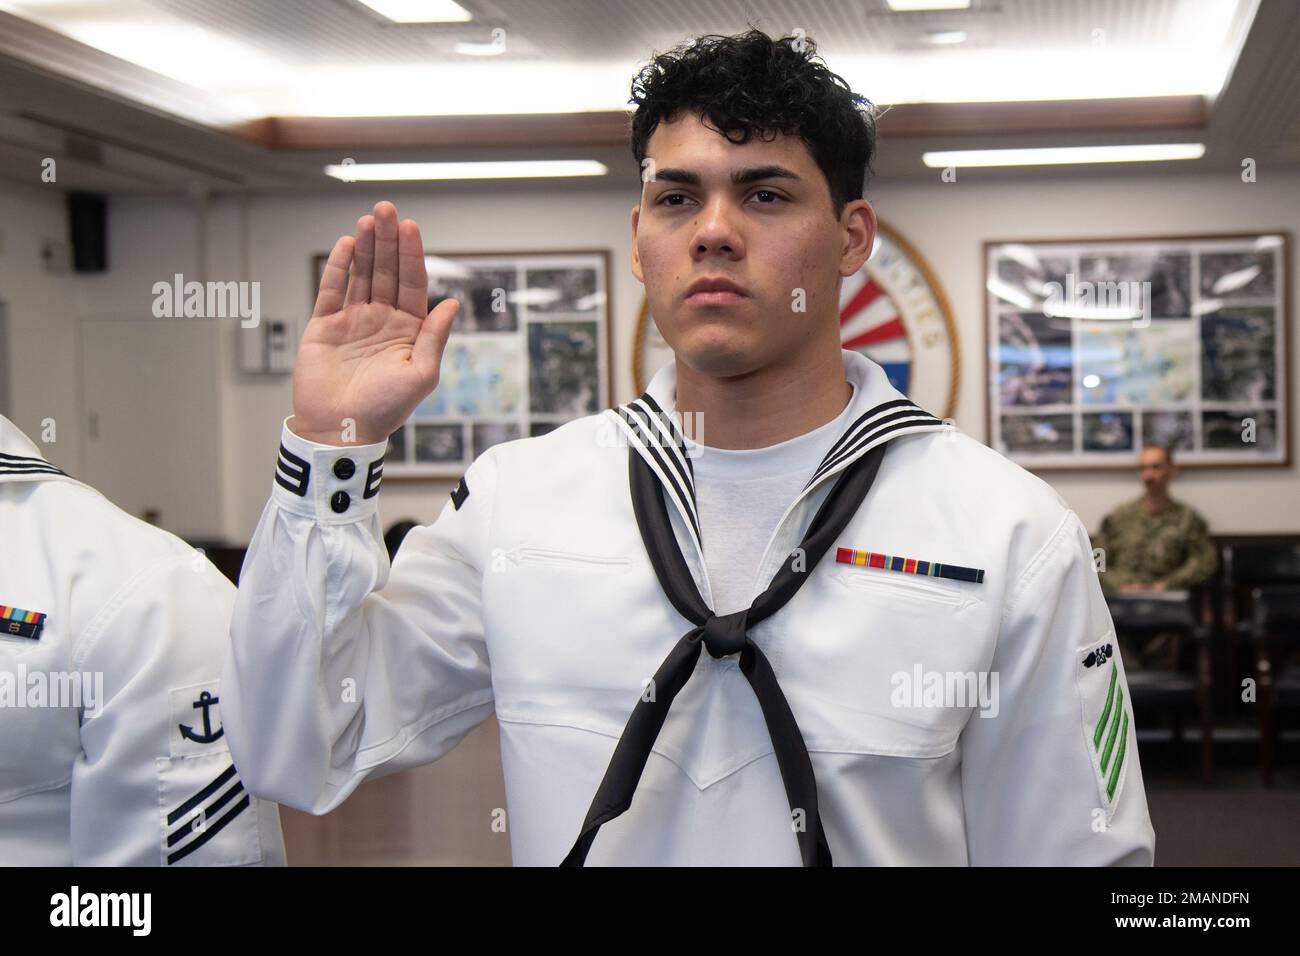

0,414,286,866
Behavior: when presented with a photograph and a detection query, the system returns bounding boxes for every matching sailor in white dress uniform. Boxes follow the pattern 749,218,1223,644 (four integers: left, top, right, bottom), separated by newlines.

223,348,1154,866
0,415,286,866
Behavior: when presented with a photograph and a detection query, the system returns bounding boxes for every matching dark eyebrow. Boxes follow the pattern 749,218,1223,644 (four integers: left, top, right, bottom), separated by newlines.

650,165,803,187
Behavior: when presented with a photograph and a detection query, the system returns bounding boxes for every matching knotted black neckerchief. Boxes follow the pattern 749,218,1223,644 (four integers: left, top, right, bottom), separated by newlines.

561,438,890,867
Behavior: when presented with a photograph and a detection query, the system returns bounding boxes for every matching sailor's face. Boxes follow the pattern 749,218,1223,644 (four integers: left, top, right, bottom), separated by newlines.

631,111,862,377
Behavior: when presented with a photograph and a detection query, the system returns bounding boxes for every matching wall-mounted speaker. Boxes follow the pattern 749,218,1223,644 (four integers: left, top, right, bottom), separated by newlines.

68,192,107,273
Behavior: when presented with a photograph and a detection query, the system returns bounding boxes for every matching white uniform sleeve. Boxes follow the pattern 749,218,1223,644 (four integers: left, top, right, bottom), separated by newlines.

222,420,496,815
960,510,1156,865
70,553,287,866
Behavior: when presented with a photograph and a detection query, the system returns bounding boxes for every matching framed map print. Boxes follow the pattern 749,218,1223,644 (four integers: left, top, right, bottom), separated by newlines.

314,249,612,478
984,232,1290,469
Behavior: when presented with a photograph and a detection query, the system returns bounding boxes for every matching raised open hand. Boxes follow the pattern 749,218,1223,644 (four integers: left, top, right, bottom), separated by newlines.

289,201,458,445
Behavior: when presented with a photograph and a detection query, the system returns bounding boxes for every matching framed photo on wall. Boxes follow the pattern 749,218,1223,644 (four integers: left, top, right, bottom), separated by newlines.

313,249,612,478
984,231,1290,469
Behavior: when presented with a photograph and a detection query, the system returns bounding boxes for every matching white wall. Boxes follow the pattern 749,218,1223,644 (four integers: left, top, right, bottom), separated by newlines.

0,186,224,532
0,183,79,471
4,168,1298,543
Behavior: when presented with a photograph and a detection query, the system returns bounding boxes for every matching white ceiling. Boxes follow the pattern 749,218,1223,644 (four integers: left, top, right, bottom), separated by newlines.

0,0,1297,192
0,0,1261,117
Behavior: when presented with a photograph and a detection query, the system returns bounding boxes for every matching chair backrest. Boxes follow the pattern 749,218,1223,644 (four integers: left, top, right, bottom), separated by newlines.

1250,584,1300,645
1227,542,1300,588
1104,590,1199,636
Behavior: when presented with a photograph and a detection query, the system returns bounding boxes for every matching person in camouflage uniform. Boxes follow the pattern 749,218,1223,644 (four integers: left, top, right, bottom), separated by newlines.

1093,443,1217,669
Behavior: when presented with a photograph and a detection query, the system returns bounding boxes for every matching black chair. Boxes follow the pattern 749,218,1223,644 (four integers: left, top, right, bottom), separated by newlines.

1245,585,1300,785
1224,543,1300,592
1222,542,1300,785
1222,543,1300,631
1104,590,1214,782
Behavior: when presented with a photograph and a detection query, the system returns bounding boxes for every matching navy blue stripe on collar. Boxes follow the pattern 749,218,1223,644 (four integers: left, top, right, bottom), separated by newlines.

612,392,946,546
614,398,701,547
817,399,918,467
0,451,66,477
805,403,943,490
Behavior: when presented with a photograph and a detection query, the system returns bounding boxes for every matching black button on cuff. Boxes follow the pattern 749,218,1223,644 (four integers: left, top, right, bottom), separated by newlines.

330,490,351,513
333,457,356,480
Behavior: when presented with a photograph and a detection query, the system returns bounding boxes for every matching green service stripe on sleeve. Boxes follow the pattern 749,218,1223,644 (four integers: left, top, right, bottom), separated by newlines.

1101,687,1125,772
1107,710,1130,800
1094,661,1118,749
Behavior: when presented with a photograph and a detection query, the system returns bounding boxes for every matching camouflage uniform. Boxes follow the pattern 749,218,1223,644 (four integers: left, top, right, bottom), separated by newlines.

1092,497,1218,669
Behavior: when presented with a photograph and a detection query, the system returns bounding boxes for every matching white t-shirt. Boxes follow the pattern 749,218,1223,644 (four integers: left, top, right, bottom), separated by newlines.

684,384,857,614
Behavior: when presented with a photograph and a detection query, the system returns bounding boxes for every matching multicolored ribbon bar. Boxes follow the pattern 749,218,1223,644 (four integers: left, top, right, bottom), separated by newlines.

1,604,47,640
835,547,985,584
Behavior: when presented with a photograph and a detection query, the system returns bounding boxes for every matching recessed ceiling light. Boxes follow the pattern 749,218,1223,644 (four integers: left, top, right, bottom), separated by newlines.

356,0,472,23
324,160,608,181
454,34,506,56
923,31,968,45
923,144,1206,168
886,0,972,11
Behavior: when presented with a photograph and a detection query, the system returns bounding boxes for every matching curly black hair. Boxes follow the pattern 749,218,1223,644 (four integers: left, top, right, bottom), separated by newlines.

628,29,877,219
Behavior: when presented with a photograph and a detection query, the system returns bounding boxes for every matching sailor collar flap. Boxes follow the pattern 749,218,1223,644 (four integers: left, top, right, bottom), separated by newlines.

0,416,73,486
603,351,949,557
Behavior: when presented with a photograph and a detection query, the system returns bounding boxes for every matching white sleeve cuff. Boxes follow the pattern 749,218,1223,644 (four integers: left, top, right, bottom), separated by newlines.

272,417,389,523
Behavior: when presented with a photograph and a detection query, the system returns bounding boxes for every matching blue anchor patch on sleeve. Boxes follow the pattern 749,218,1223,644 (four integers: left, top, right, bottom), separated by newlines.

169,683,227,758
179,689,224,744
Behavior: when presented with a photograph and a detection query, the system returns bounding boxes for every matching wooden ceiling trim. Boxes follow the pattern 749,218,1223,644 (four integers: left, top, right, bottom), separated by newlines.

228,95,1206,151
